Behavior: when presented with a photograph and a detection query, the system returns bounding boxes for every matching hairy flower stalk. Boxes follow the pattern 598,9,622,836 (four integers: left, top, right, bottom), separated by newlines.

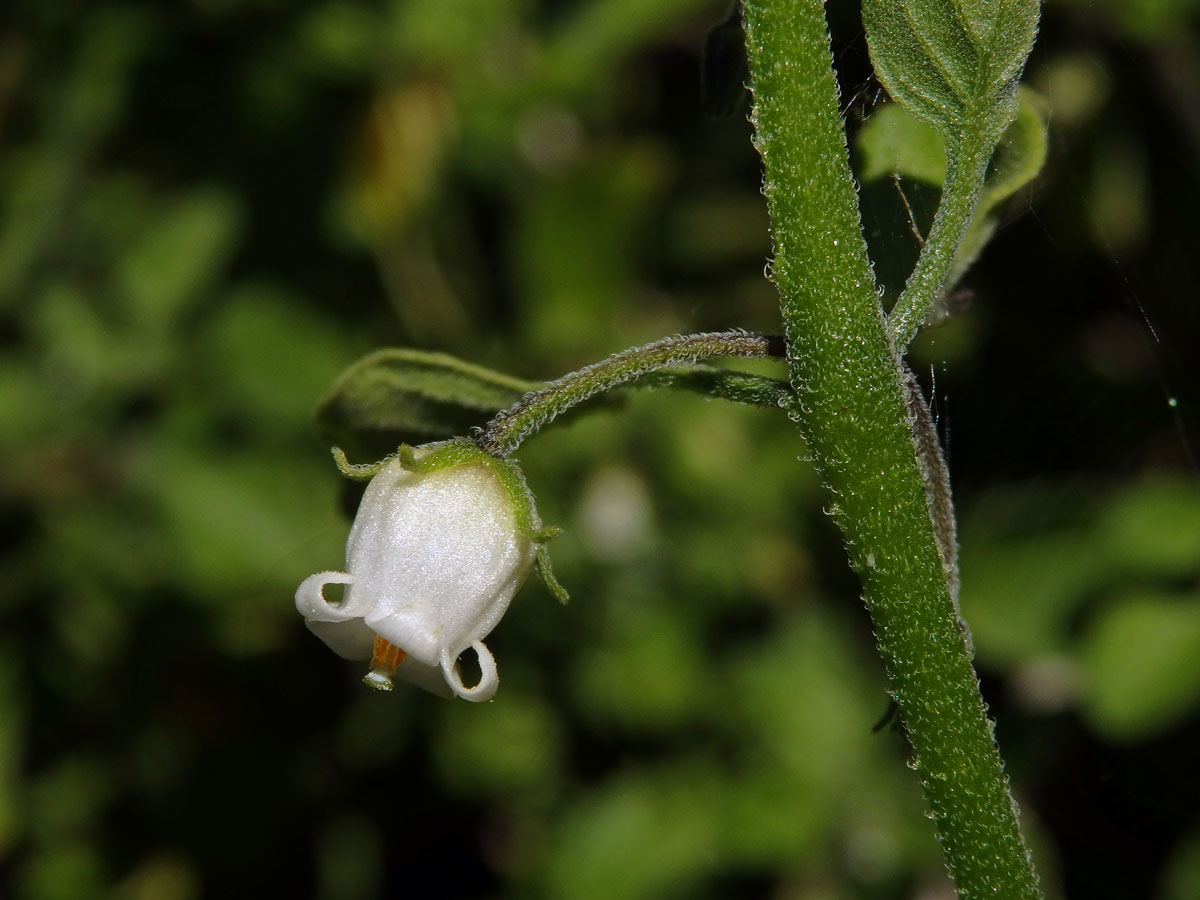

476,331,786,457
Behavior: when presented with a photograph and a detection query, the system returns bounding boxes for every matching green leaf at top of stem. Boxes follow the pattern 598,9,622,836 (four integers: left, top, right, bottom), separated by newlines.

856,87,1048,293
862,0,1041,148
867,0,1043,349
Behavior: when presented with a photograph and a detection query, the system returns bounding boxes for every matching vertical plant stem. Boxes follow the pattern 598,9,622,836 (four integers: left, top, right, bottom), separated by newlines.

741,2,1041,898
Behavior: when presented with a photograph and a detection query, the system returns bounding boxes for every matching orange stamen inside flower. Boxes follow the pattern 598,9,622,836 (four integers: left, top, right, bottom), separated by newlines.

370,635,408,674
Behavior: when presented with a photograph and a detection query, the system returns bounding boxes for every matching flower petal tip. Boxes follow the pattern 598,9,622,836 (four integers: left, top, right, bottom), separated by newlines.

295,571,356,620
441,640,499,702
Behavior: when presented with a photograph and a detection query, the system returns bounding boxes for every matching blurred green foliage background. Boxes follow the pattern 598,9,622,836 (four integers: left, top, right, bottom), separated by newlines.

2,1,1199,898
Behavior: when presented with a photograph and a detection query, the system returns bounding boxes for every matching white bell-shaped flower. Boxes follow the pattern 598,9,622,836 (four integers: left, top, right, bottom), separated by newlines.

296,447,542,701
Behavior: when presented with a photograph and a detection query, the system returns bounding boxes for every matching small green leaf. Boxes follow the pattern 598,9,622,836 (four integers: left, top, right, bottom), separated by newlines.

959,530,1100,667
119,187,242,332
863,0,1041,145
315,349,537,457
857,88,1048,289
1096,479,1200,578
1080,591,1200,740
858,88,1046,207
978,87,1049,212
858,102,946,186
873,3,1043,346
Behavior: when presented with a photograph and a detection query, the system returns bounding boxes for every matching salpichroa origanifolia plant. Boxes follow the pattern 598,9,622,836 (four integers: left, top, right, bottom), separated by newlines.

297,1,1046,897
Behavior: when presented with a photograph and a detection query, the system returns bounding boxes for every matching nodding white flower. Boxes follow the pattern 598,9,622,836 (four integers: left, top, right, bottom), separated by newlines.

296,442,556,702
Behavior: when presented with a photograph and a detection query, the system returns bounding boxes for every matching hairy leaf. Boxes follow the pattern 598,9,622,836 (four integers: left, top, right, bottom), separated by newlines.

863,0,1041,145
315,349,536,457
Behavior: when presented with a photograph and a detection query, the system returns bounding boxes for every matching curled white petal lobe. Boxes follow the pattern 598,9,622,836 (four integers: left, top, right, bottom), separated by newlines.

295,572,376,660
295,571,356,621
440,641,499,701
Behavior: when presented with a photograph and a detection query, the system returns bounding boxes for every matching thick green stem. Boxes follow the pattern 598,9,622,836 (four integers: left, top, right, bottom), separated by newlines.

742,2,1041,898
476,331,785,457
887,136,995,349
